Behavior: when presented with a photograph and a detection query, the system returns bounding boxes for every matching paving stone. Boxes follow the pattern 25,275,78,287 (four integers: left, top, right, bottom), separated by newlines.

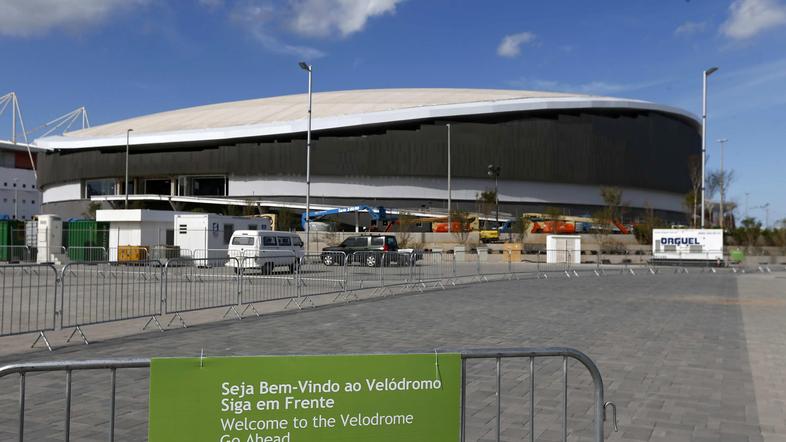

0,272,784,441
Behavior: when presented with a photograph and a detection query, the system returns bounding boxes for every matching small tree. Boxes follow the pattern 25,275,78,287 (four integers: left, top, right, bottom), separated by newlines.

772,219,786,253
633,205,663,245
544,206,563,233
476,190,496,229
600,186,623,223
683,192,697,227
512,213,532,245
450,209,471,244
277,208,294,231
707,169,735,227
396,212,416,248
705,172,720,226
592,207,614,251
687,155,702,228
733,217,762,252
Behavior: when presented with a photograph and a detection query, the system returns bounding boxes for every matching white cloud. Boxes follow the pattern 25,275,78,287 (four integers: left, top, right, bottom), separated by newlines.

288,0,403,37
230,1,326,58
674,20,707,36
721,0,786,39
497,32,536,58
0,0,147,37
231,0,402,58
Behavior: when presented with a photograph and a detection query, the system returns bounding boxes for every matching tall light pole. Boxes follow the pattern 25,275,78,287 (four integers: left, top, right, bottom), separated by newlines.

125,129,133,209
701,66,719,228
299,61,313,254
487,164,501,227
716,138,728,229
446,123,452,233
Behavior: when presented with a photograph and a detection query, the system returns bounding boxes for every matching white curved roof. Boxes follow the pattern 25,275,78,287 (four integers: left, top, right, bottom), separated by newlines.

35,88,698,150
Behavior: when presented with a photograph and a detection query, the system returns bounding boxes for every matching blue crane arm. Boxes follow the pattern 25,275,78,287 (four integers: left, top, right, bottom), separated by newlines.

300,205,392,229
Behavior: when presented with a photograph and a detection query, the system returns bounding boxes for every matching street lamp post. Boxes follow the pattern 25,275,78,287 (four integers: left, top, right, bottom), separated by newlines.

447,123,452,234
716,138,728,228
701,66,719,229
125,129,133,209
299,61,313,254
487,164,501,227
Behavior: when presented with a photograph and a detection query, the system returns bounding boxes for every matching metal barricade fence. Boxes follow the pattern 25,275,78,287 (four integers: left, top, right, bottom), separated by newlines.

163,257,241,323
0,245,35,263
412,251,449,285
0,264,58,350
298,252,347,300
192,248,243,262
63,246,108,263
380,251,417,287
497,249,540,279
0,347,617,442
536,250,574,277
344,251,386,291
452,250,480,280
627,251,657,275
238,251,299,312
60,261,164,343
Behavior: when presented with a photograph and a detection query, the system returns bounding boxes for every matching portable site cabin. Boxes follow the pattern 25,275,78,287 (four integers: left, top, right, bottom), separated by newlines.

546,235,581,264
36,214,63,263
173,214,271,260
96,209,187,261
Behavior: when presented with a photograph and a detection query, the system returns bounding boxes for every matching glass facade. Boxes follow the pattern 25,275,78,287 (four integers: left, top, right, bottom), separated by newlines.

84,179,116,198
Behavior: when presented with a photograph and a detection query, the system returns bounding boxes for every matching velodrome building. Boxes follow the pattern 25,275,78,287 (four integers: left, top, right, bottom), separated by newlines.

34,88,700,222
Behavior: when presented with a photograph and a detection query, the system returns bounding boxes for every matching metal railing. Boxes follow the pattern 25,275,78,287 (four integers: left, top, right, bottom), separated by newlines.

0,245,35,263
1,248,784,351
0,346,618,442
239,251,301,311
0,264,57,350
62,245,108,263
60,260,164,343
164,257,241,323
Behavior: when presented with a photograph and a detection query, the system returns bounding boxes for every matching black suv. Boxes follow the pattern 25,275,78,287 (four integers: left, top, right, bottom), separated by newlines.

321,235,408,267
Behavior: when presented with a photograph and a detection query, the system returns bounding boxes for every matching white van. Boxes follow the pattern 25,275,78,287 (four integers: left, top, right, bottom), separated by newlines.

226,230,304,274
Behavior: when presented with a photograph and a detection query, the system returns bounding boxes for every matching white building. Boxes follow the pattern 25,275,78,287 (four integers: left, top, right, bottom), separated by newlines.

0,140,42,221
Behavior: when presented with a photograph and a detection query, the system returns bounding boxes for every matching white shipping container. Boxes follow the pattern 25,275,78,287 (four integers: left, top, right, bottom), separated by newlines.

173,214,270,260
546,235,581,264
652,229,723,261
97,210,181,261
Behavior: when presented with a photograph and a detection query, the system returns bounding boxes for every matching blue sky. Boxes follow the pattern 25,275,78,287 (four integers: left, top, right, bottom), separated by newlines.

0,0,784,225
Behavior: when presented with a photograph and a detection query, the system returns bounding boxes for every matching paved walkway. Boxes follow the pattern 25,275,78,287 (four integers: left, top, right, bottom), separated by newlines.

1,272,784,441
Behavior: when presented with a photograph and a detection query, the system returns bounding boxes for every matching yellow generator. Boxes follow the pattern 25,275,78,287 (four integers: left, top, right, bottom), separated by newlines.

118,245,148,262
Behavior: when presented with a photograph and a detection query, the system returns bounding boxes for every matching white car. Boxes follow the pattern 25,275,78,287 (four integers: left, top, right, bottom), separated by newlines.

226,230,304,274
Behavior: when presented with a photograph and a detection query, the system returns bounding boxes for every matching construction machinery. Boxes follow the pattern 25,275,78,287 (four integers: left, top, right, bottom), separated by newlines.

301,205,395,231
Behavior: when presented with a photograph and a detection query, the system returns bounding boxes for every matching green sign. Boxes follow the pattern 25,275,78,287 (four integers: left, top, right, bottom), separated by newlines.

148,353,461,442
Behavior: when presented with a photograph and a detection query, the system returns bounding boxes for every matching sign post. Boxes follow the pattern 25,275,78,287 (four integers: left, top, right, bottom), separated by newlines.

149,353,461,442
